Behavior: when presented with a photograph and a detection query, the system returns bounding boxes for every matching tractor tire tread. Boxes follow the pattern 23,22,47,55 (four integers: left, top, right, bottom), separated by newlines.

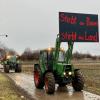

72,70,84,91
45,72,55,94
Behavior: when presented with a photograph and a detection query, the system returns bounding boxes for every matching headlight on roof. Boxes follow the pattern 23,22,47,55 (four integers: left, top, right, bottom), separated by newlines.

61,47,64,51
7,55,11,59
48,47,52,51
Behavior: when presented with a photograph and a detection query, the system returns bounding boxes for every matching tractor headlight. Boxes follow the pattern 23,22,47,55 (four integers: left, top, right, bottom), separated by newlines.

68,72,72,75
7,55,11,59
63,72,66,76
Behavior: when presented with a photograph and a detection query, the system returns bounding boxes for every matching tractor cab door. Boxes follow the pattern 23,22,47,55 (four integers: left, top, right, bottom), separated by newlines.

40,51,48,69
43,51,47,65
40,51,53,71
47,51,53,70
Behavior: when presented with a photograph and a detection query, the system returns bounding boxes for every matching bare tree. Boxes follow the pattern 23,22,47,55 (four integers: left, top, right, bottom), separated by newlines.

21,48,33,60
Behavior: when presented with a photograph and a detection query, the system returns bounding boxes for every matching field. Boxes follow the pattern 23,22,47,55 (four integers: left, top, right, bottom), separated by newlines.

21,59,100,95
72,59,100,95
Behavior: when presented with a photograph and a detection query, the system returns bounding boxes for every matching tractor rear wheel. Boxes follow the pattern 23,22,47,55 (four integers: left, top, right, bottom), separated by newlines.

15,64,22,73
72,70,84,91
34,66,44,89
4,65,9,73
44,72,55,94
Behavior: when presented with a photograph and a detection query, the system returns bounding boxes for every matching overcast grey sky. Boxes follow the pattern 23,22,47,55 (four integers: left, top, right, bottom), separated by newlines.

0,0,100,55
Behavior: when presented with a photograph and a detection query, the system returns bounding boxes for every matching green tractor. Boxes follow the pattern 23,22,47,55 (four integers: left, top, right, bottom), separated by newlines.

33,34,84,94
3,55,22,73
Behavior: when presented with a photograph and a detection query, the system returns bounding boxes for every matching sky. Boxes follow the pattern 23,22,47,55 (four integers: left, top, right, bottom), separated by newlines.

0,0,100,55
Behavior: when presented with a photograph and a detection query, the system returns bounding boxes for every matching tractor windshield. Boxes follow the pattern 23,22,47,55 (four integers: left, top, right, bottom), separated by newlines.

58,51,65,62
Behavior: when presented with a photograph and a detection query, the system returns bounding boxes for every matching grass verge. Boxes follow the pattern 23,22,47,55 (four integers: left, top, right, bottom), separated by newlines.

0,72,29,100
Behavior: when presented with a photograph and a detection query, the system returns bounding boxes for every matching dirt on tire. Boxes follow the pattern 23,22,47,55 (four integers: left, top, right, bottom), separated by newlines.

34,65,44,89
72,70,84,91
44,72,55,94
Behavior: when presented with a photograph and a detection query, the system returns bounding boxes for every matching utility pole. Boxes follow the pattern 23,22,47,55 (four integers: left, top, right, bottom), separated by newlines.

0,34,8,37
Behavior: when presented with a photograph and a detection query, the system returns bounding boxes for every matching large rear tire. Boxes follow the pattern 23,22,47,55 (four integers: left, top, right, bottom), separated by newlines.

72,70,84,91
34,65,44,89
15,64,22,73
44,72,55,94
4,65,9,73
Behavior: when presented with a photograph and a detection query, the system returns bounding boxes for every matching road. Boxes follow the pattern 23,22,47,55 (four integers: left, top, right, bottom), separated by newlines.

6,72,100,100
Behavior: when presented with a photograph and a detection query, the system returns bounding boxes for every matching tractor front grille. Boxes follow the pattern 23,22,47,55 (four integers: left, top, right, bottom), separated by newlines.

64,65,72,71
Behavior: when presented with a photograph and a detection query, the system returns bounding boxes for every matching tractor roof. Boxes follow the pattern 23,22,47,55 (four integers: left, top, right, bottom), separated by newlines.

33,47,64,54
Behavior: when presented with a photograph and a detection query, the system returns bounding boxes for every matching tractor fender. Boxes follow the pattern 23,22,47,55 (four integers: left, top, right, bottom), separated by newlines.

74,69,80,71
43,70,54,78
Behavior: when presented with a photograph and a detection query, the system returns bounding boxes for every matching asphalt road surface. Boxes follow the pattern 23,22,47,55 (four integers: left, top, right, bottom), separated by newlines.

6,72,100,100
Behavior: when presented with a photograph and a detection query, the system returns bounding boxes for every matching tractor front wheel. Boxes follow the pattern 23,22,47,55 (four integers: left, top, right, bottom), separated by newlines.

72,70,84,91
15,64,22,73
4,65,9,73
44,72,55,94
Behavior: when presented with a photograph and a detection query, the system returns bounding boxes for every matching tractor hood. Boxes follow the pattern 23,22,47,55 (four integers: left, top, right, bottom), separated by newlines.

54,62,73,77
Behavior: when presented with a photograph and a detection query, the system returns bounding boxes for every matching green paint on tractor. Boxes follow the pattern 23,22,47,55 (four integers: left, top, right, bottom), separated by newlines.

33,34,84,94
2,55,22,73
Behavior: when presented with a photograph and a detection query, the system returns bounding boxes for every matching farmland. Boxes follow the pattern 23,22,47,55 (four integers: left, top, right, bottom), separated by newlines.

21,59,100,95
72,59,100,95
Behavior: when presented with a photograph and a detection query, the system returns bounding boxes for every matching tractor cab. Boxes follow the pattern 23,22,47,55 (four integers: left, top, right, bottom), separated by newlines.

40,48,65,70
40,48,54,70
6,55,17,62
